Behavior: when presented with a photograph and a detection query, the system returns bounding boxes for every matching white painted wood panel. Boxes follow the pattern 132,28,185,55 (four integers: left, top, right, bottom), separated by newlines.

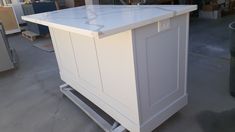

95,30,140,124
49,28,62,72
132,14,189,131
70,33,102,94
146,27,180,107
51,28,78,80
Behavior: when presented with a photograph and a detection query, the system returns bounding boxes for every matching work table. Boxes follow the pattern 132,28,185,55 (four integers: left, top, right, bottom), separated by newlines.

22,5,197,38
22,5,197,132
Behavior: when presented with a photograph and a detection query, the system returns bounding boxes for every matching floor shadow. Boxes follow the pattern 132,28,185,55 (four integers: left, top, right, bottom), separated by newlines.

197,108,235,132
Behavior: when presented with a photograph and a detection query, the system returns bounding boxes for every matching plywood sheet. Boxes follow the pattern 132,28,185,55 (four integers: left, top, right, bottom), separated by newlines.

0,7,19,31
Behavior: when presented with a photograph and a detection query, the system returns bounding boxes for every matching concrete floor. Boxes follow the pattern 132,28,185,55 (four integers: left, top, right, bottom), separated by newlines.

0,15,235,132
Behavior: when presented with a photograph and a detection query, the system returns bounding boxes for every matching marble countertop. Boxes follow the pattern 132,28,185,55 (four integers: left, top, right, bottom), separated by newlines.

22,5,197,38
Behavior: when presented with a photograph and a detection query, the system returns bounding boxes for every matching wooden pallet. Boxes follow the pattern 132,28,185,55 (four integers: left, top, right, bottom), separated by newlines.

22,31,39,41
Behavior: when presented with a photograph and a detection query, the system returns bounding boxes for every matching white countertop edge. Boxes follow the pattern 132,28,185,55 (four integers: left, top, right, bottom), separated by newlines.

22,13,174,39
98,13,174,38
22,16,99,37
174,5,198,16
22,5,197,38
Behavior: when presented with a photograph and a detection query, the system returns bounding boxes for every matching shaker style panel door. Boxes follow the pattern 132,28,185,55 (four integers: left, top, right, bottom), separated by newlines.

70,33,102,94
133,14,189,123
146,27,180,107
51,28,79,81
51,28,102,95
95,31,140,124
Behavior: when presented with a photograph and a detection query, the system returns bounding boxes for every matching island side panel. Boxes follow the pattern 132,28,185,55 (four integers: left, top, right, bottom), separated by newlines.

69,32,103,95
49,28,141,131
133,13,189,131
94,30,141,125
49,27,78,78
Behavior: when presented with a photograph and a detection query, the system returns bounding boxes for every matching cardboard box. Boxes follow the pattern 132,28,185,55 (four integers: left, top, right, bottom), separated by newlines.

202,4,219,11
0,7,19,32
230,0,235,9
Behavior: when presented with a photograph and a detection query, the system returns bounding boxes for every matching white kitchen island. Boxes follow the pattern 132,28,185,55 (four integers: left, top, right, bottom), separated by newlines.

22,5,197,132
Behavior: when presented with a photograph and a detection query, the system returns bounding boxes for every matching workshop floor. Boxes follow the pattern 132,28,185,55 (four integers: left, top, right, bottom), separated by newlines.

0,15,235,132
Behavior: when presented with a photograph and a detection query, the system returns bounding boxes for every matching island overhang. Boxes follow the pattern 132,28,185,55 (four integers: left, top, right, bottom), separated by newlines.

22,5,197,38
